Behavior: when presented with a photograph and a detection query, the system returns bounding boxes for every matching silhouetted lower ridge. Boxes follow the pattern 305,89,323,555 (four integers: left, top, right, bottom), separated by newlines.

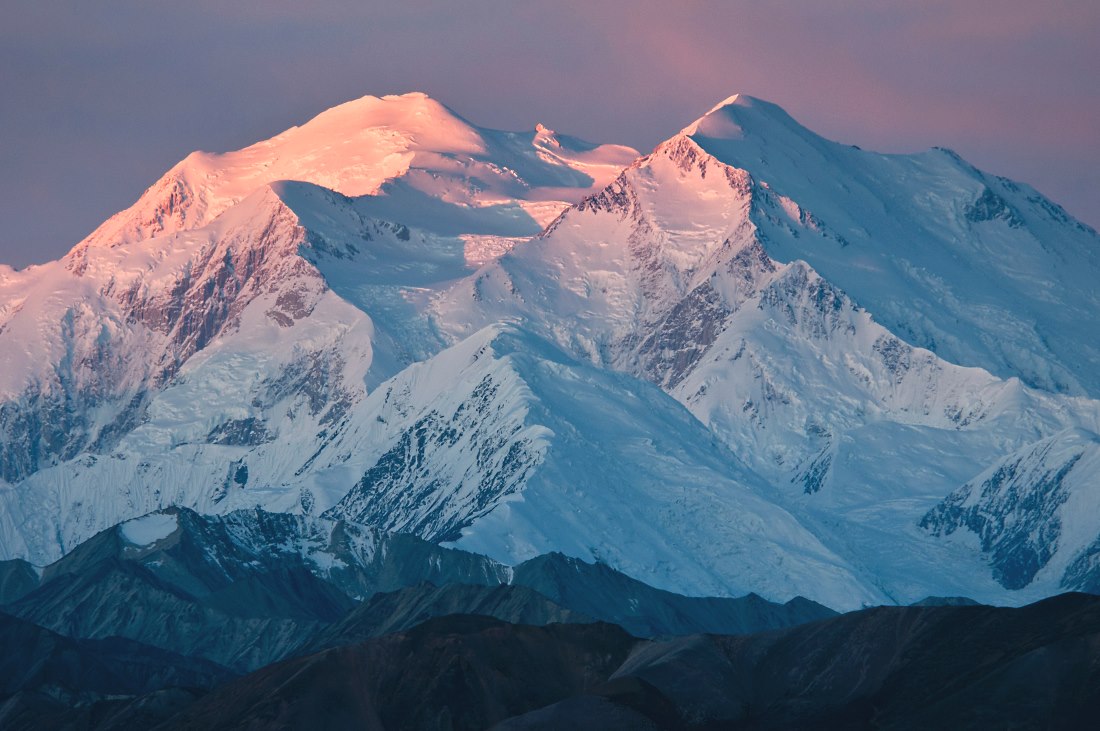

5,554,1100,729
48,592,1095,730
0,508,836,675
0,611,232,731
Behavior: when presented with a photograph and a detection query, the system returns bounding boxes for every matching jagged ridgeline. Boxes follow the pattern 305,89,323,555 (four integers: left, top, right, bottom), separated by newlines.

4,506,1097,729
0,506,835,673
0,92,1097,613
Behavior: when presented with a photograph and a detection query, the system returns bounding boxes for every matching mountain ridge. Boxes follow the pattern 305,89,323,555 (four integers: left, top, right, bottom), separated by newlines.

0,90,1096,612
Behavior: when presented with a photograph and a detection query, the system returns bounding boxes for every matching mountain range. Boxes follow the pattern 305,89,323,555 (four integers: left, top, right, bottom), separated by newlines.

0,91,1098,615
0,506,836,671
5,591,1098,729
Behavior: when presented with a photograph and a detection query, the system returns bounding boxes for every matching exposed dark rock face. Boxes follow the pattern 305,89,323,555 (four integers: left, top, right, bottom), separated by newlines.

3,505,834,682
921,435,1087,590
336,530,511,599
206,416,273,446
965,186,1024,228
256,346,356,428
874,333,915,383
0,376,147,484
573,171,642,220
6,503,1098,729
758,261,855,339
5,508,360,671
725,237,778,288
323,374,541,543
112,204,317,364
18,503,1100,729
795,447,833,494
1063,534,1100,594
0,194,334,486
637,280,730,389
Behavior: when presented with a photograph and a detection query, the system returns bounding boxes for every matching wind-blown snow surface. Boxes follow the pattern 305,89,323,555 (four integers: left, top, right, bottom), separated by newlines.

0,91,1098,610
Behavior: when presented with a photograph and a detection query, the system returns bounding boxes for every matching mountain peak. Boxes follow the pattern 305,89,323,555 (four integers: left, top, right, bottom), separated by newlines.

706,93,751,113
680,93,791,140
286,90,479,148
317,90,460,119
386,90,432,102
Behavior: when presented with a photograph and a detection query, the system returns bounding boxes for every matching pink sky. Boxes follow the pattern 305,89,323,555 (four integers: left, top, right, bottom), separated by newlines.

1,1,1096,267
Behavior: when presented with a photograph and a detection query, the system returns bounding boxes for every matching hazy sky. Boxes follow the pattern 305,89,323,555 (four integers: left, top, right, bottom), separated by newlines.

2,0,1097,268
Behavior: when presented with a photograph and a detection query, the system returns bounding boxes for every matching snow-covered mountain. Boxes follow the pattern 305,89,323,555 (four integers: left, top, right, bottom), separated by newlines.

0,94,637,560
433,94,1100,604
681,96,1099,397
0,91,1097,610
0,93,636,488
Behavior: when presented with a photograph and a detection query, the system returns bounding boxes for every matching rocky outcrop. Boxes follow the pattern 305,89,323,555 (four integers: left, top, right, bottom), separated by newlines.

921,430,1099,590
